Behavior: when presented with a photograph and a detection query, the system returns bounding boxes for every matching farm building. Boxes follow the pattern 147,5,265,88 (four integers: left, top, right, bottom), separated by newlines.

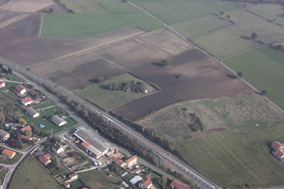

1,149,16,159
51,115,67,126
0,129,10,141
68,173,78,180
0,78,5,88
271,141,284,163
139,175,152,189
74,128,109,159
170,179,190,189
126,155,137,168
62,181,70,188
271,141,283,149
15,85,26,95
115,159,126,168
39,153,51,166
52,143,64,154
26,107,39,118
21,96,33,106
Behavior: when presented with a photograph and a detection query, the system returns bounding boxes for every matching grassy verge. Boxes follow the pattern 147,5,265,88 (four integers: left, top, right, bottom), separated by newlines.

224,46,284,110
175,124,284,188
9,156,62,189
41,13,162,37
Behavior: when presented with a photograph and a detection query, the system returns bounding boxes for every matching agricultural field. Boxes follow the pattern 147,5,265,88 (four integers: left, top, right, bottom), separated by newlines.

171,15,233,39
191,9,284,59
75,73,155,110
136,93,284,143
130,0,237,25
96,38,250,120
79,170,122,189
41,13,162,38
224,46,284,110
247,4,284,26
9,156,62,189
175,124,284,188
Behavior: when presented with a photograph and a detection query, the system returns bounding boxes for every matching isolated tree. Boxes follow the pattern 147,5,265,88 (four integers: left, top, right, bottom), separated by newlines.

49,8,54,13
161,59,170,67
251,32,257,39
227,14,230,19
161,176,167,185
25,130,32,136
243,4,246,8
18,118,27,125
261,90,267,96
237,71,244,77
220,11,224,15
276,44,283,50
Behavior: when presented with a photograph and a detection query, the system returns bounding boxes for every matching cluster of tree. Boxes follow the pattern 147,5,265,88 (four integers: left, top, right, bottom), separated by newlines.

219,12,230,19
30,90,39,99
0,64,12,75
189,113,203,132
152,175,168,186
237,71,244,78
108,81,146,93
0,102,15,114
161,59,170,67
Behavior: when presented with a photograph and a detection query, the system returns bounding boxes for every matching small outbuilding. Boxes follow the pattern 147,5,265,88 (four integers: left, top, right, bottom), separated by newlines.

51,115,67,126
26,107,39,118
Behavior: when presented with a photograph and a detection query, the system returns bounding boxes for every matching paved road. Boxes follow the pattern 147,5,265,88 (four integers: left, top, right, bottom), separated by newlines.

0,60,220,189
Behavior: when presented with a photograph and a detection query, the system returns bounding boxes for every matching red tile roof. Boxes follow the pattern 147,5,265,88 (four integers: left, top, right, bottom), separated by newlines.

81,141,91,148
115,160,125,166
22,97,33,103
15,85,26,92
2,149,16,158
62,181,70,187
170,180,190,189
142,178,152,188
272,141,282,149
22,125,32,131
127,155,137,162
134,168,141,173
21,135,32,141
275,149,284,157
145,174,151,179
39,154,51,163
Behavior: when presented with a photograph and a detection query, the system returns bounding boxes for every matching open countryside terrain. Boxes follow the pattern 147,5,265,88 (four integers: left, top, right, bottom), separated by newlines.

136,93,284,143
224,46,284,110
130,0,238,25
175,124,284,188
9,156,62,189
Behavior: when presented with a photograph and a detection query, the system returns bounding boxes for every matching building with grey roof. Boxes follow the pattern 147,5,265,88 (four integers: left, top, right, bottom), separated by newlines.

51,115,67,126
26,107,39,118
74,128,109,159
0,129,10,141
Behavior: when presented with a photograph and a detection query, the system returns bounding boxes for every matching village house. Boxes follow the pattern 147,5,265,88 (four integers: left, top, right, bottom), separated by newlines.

134,167,142,174
62,181,70,188
51,115,67,126
39,153,51,166
21,96,33,106
126,155,137,168
170,179,190,189
21,125,32,133
21,135,32,141
15,85,26,95
0,78,5,88
271,141,284,163
26,107,39,118
1,149,16,159
52,143,64,154
138,175,152,189
0,129,10,141
115,159,126,168
68,173,78,180
14,123,24,129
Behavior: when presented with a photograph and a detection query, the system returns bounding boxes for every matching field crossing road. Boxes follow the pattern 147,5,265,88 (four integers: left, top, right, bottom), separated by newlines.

0,61,220,189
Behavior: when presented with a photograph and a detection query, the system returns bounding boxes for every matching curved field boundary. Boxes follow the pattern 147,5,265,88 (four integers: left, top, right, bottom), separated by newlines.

127,0,284,116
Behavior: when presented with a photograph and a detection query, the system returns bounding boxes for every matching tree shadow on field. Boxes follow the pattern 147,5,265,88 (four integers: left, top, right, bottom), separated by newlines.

151,62,163,67
226,74,237,79
99,85,109,90
240,35,252,40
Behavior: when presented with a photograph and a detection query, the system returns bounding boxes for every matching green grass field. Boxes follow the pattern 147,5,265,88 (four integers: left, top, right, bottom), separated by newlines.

171,15,232,39
0,149,22,165
224,46,284,110
130,0,237,25
191,9,284,59
9,156,62,189
41,13,162,37
75,74,153,110
79,170,122,188
175,124,284,188
247,4,284,26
